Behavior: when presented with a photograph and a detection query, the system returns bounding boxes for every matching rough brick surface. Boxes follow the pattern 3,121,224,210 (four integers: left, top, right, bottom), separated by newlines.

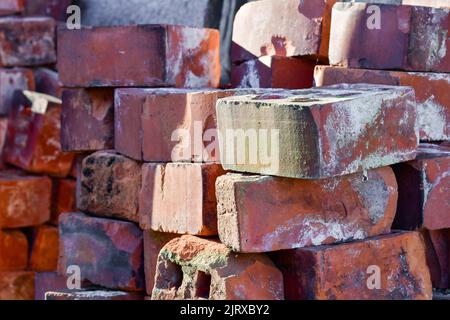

0,0,24,17
315,66,450,141
4,104,75,177
62,88,114,152
216,167,397,253
23,0,73,21
329,3,450,72
422,229,449,289
0,171,51,228
271,231,432,300
393,144,450,230
76,151,141,222
58,212,144,291
45,289,145,300
0,229,28,271
232,0,337,62
139,162,226,235
28,225,59,272
232,57,316,89
0,272,34,300
51,178,76,225
0,68,35,116
58,25,220,88
152,235,284,300
216,84,418,179
0,17,56,67
143,231,178,296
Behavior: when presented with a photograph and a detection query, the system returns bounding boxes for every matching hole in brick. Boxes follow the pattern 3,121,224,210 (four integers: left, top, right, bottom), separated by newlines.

195,271,211,299
157,260,183,290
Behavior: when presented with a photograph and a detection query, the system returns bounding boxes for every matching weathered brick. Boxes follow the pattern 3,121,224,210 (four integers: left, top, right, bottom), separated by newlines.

329,3,450,72
51,178,76,225
393,144,450,230
271,231,432,300
232,0,337,62
216,167,397,253
76,151,141,222
422,229,449,289
140,162,226,235
0,0,24,17
4,104,75,177
402,0,450,8
35,272,90,300
152,235,284,300
143,231,178,296
45,289,144,300
216,84,418,179
0,17,56,67
0,229,28,271
34,67,62,98
62,88,114,152
0,171,51,228
23,0,73,21
28,225,59,272
315,66,450,141
58,212,144,291
57,25,220,88
232,57,316,89
115,88,276,162
0,68,34,116
0,271,34,300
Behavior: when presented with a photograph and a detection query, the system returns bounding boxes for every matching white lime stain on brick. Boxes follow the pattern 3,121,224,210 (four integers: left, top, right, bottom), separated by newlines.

238,60,261,88
417,95,447,141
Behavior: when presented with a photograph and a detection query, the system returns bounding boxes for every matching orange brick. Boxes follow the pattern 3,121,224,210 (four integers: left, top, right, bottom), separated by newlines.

0,271,34,300
29,225,59,272
0,229,28,271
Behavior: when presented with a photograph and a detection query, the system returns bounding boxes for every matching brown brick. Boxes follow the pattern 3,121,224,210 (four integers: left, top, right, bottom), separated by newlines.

0,271,34,300
57,25,220,88
0,17,56,67
0,170,51,228
76,151,141,223
271,231,432,300
139,162,226,235
152,235,284,300
0,229,28,271
58,212,144,291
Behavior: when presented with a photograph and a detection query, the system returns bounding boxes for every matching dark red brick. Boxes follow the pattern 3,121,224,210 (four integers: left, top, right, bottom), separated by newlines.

422,229,449,289
50,178,76,225
0,229,28,271
28,225,59,272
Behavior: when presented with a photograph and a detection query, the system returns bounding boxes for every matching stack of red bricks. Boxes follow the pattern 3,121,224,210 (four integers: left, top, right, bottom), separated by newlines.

0,0,77,300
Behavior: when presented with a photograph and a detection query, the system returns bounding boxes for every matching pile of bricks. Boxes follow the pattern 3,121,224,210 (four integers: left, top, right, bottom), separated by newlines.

0,0,77,300
0,0,449,301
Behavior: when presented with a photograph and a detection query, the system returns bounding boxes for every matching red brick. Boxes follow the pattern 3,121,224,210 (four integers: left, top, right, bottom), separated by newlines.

34,67,62,98
45,289,145,300
0,117,8,169
0,0,24,17
0,17,56,67
143,231,178,296
76,151,141,223
61,88,114,152
115,88,280,162
0,171,51,228
23,0,73,21
422,229,449,289
152,235,284,300
139,162,226,235
0,229,28,271
0,68,34,116
58,212,144,291
393,144,450,230
315,66,450,141
232,56,316,89
232,0,337,62
216,84,418,179
216,167,397,253
329,3,450,72
4,104,75,177
34,272,91,300
0,271,34,300
57,25,220,88
271,231,432,300
28,225,59,272
50,178,76,225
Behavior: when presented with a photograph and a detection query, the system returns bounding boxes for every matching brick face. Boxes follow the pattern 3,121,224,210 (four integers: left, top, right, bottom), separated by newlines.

0,272,35,300
0,68,35,116
0,229,28,271
28,225,59,272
